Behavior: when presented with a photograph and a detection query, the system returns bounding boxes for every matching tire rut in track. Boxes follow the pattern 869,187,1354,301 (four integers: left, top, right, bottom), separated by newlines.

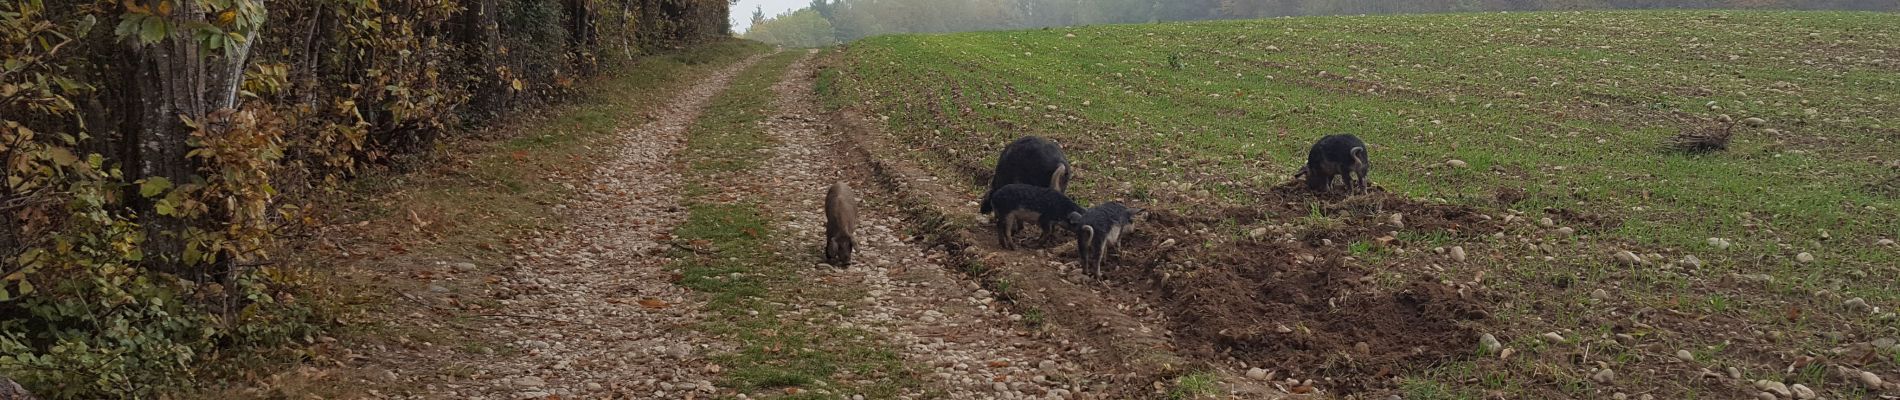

389,52,774,400
740,50,1098,400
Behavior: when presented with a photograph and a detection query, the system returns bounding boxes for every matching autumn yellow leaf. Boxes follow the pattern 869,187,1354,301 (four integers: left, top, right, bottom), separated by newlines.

636,299,668,309
156,1,172,16
218,9,237,25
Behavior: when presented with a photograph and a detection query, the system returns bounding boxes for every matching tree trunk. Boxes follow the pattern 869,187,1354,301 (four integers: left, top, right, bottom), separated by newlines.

122,2,260,278
457,0,505,123
126,7,208,276
566,0,598,75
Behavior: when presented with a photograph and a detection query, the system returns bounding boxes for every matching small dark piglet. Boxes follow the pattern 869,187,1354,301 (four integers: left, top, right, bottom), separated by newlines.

979,136,1072,213
824,182,858,266
1299,134,1370,193
1068,202,1142,277
983,183,1085,250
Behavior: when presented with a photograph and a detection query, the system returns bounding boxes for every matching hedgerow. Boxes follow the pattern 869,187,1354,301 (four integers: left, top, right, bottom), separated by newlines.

0,0,730,397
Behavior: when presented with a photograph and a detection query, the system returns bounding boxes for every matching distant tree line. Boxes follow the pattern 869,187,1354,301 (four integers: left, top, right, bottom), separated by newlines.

743,0,1897,46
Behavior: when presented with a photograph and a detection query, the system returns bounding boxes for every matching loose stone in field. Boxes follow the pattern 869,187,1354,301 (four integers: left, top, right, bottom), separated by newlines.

1591,288,1611,300
1708,237,1732,249
1449,246,1468,262
1389,213,1405,228
1789,383,1815,399
1613,250,1642,265
1879,238,1896,247
1246,367,1270,380
1754,380,1791,398
1844,297,1871,312
1742,117,1767,127
1796,252,1815,263
1858,370,1882,388
1676,350,1695,362
1556,227,1575,236
1592,369,1616,383
1539,217,1556,227
1541,332,1566,343
1682,255,1703,269
1445,159,1469,168
1479,333,1502,354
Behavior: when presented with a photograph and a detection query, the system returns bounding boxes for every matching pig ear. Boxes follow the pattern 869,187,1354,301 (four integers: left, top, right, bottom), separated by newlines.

1067,211,1084,225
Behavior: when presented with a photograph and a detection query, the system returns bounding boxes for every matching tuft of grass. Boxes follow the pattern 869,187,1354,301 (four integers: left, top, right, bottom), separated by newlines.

1167,372,1221,400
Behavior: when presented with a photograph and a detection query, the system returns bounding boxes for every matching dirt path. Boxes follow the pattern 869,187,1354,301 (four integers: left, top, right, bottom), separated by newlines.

398,52,773,400
736,51,1100,399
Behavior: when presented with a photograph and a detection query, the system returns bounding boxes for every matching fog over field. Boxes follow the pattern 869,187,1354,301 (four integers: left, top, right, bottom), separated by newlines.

740,0,1898,46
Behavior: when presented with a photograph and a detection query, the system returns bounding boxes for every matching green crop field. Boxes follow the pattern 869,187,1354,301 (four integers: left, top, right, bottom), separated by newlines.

820,10,1900,399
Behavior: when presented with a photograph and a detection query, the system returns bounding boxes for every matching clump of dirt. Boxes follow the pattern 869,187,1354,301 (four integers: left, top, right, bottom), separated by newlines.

1495,187,1527,206
1545,207,1622,232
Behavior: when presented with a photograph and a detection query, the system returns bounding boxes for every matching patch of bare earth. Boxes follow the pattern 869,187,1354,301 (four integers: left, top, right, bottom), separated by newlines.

350,53,770,399
743,51,1097,399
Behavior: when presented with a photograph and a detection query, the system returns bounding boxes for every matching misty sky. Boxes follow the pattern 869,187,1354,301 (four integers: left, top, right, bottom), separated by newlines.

732,0,809,33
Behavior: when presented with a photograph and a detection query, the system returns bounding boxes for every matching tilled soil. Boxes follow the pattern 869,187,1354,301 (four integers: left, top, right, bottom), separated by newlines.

375,53,771,400
736,50,1095,399
1094,183,1500,395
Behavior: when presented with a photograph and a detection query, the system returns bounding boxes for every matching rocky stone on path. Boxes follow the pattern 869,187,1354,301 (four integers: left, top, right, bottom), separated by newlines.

1613,250,1642,265
453,262,478,272
1246,367,1271,380
514,376,548,388
1676,350,1695,362
1449,246,1468,262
